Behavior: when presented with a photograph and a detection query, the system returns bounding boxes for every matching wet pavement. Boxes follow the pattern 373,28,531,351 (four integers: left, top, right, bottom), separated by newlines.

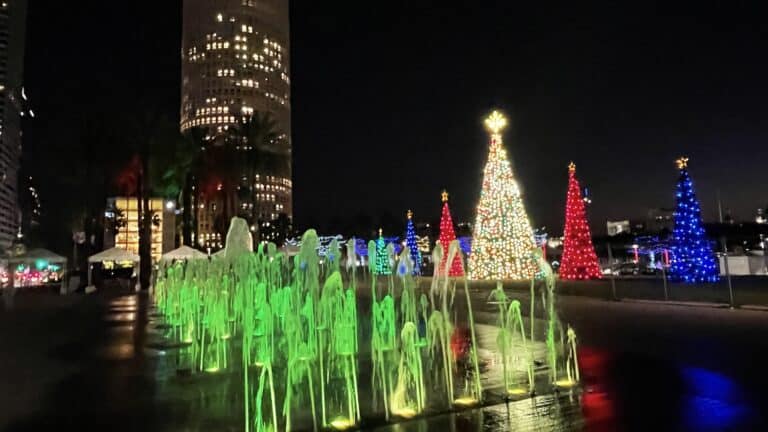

2,284,768,431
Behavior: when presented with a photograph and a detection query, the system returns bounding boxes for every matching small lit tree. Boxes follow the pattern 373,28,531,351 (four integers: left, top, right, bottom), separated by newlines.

404,210,422,275
375,228,391,275
438,191,464,277
669,157,719,283
559,162,602,280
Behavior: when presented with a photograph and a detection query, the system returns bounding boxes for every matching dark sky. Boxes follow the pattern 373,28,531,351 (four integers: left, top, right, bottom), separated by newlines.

25,1,768,236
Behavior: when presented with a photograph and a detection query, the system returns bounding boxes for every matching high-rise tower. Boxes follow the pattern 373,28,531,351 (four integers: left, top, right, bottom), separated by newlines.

0,0,27,248
181,0,291,245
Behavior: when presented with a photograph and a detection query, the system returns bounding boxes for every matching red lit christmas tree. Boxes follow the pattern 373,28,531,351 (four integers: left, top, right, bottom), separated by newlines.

438,190,464,277
559,162,602,280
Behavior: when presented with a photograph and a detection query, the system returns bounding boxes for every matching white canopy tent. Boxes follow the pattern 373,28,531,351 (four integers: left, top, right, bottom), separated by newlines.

280,244,300,257
87,247,140,287
161,245,207,262
7,248,67,265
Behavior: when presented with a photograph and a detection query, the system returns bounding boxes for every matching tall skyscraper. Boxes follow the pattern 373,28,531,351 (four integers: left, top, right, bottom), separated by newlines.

0,1,27,248
181,0,291,246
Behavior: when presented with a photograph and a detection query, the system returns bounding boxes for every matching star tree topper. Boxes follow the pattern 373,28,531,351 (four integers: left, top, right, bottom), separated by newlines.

484,110,508,135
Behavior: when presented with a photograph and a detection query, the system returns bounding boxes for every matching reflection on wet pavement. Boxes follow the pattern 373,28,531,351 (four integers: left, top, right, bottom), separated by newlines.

681,367,753,431
4,290,768,431
116,294,768,431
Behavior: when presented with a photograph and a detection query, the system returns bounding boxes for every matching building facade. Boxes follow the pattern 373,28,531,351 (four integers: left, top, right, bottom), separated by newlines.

0,1,27,248
104,197,176,262
606,220,631,236
181,0,291,247
646,207,674,233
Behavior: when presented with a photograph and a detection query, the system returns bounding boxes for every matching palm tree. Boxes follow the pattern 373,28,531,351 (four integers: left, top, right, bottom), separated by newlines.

200,133,244,237
126,113,178,290
151,126,205,246
200,112,283,242
104,206,127,249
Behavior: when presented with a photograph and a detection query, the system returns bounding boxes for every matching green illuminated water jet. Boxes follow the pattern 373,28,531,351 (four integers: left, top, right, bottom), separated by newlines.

149,217,581,431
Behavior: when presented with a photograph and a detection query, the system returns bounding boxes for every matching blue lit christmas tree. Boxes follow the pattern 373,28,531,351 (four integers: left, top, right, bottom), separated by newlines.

375,228,391,275
669,157,719,283
404,210,422,275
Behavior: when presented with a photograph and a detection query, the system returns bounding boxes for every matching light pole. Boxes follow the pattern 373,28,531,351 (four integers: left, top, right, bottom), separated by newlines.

717,190,735,309
607,242,618,301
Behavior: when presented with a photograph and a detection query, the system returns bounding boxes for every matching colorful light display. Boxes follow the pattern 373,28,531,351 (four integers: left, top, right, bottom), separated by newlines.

404,210,422,275
669,157,719,283
468,111,537,280
375,228,392,275
437,191,464,277
559,162,602,280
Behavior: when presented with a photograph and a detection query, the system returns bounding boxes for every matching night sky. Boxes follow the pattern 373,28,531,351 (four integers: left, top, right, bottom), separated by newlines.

25,1,768,237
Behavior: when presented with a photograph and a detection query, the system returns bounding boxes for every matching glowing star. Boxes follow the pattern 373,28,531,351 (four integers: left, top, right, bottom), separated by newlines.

484,110,508,134
676,156,689,169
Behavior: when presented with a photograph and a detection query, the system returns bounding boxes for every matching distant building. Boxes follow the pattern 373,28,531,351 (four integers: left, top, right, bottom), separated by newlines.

181,0,292,244
646,208,674,233
607,220,631,236
104,197,176,262
0,1,27,248
756,208,767,225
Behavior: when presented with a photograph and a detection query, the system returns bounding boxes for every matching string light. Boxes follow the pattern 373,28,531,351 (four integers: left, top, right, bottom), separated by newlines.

375,228,392,275
669,157,719,283
468,110,537,280
404,210,422,275
438,191,464,276
559,162,602,280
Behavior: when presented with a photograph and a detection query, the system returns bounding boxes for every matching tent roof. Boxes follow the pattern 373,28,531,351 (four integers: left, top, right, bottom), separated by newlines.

88,247,140,263
281,244,300,257
161,245,207,261
7,248,67,263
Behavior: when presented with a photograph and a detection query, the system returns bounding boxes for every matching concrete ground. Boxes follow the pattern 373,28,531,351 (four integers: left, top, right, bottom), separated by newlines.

465,275,768,307
1,279,767,431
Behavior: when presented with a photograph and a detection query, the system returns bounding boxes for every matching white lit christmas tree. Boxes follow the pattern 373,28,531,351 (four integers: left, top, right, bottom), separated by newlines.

468,111,538,280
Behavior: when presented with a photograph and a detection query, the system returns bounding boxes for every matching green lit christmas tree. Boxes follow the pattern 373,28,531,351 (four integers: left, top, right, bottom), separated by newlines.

375,228,391,275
